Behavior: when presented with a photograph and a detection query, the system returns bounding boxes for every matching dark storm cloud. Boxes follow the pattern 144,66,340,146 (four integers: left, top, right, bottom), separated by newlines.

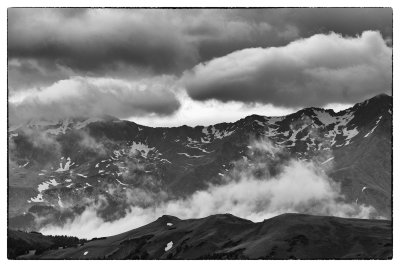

286,8,392,40
8,59,73,91
182,31,392,108
8,9,199,75
8,8,392,79
7,8,392,120
229,8,392,38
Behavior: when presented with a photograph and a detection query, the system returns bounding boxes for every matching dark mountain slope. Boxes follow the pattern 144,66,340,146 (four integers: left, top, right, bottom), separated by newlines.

7,229,86,259
15,213,392,260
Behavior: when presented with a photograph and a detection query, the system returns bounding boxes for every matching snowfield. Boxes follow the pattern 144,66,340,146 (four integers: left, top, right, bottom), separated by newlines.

56,157,74,172
130,141,154,157
321,157,334,165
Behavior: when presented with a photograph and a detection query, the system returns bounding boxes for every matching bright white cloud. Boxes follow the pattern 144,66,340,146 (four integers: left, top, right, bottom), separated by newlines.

128,92,295,127
9,76,180,124
183,31,392,108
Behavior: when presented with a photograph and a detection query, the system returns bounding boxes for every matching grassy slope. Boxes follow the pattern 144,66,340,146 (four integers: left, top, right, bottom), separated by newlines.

19,213,392,260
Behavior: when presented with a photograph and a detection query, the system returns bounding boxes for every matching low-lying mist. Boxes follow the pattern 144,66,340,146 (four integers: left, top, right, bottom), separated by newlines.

40,138,378,239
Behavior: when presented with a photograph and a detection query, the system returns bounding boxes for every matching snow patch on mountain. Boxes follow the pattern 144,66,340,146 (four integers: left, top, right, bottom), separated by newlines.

201,125,235,140
177,153,204,158
321,157,334,165
56,157,74,172
187,137,197,143
201,137,211,143
266,116,284,125
342,127,359,145
300,132,310,141
255,120,265,127
164,241,173,251
116,179,128,186
30,194,44,203
313,110,336,125
58,195,64,208
362,186,367,192
285,124,309,147
38,179,59,192
364,116,382,138
113,150,122,158
19,161,30,168
263,125,281,138
130,141,154,157
334,111,355,133
214,129,235,139
186,145,212,154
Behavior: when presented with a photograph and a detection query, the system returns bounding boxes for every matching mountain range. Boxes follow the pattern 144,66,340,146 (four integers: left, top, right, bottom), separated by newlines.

8,94,392,256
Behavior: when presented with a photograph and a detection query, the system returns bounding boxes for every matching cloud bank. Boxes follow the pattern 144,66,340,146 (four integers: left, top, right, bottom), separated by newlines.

9,76,180,123
40,139,377,239
8,9,198,76
8,8,392,81
183,31,392,108
8,8,392,125
8,30,392,125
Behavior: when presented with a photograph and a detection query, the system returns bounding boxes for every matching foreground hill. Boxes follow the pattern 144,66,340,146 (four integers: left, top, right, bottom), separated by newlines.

7,230,86,259
12,213,392,260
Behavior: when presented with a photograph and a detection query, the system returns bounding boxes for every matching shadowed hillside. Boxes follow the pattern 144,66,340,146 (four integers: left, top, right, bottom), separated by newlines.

11,213,392,260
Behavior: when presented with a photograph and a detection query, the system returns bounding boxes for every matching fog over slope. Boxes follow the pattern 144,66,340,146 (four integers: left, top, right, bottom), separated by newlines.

40,138,376,238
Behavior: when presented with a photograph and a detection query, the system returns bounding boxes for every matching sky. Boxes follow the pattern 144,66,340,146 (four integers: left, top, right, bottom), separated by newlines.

8,8,392,127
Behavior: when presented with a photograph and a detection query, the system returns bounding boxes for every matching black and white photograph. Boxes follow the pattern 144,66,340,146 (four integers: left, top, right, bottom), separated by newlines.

6,5,394,260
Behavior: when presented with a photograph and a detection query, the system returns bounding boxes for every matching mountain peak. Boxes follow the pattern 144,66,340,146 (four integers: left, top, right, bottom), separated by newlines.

350,93,392,114
373,93,391,99
359,93,392,106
